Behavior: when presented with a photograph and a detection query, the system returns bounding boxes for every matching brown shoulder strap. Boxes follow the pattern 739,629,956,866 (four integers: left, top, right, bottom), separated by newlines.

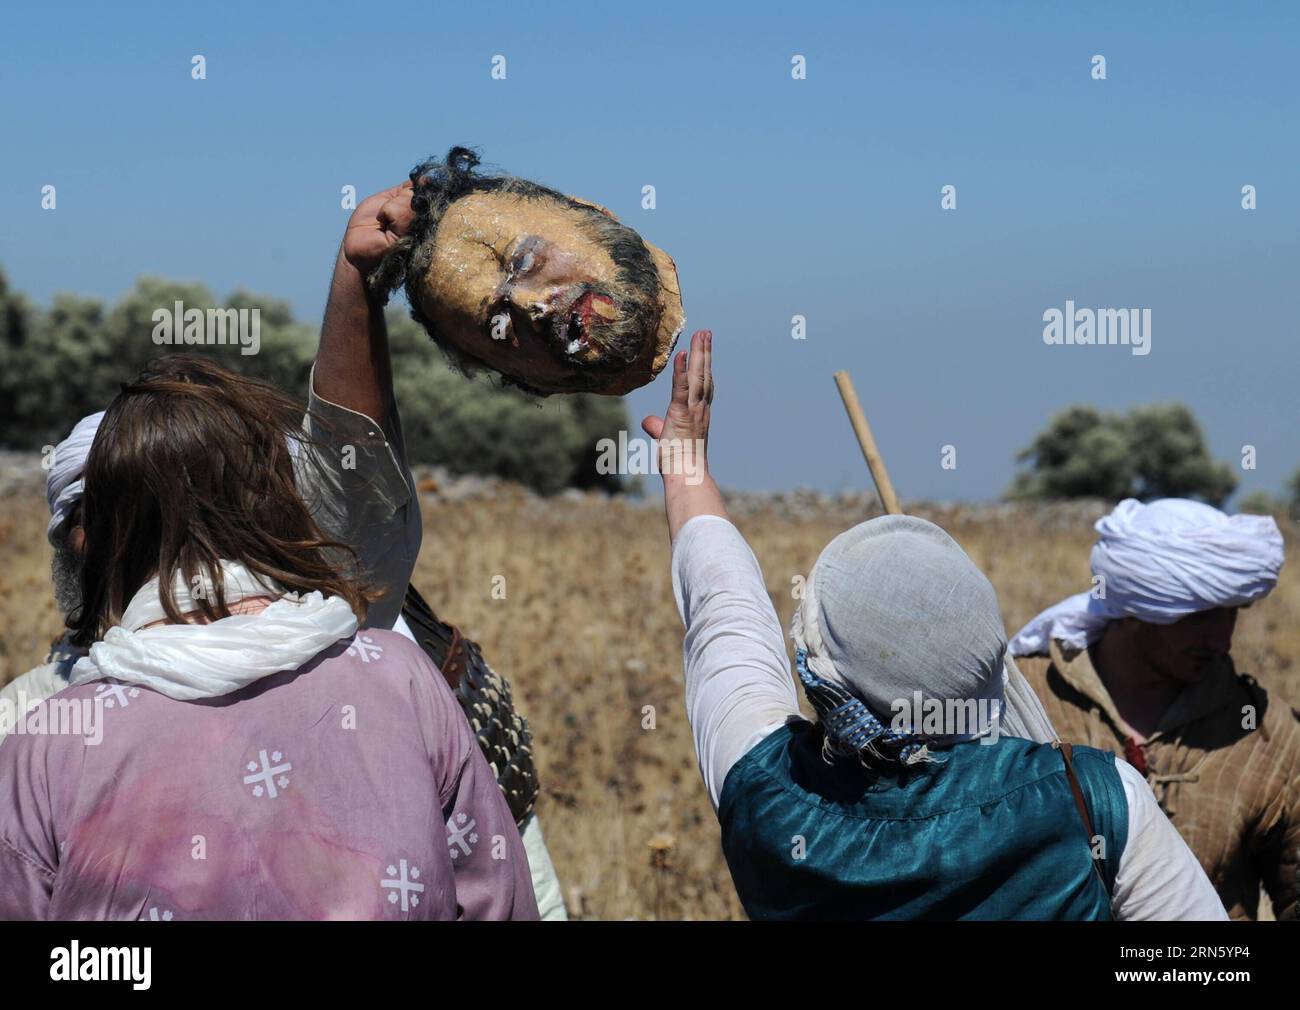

401,584,471,690
1057,741,1114,910
1059,742,1097,839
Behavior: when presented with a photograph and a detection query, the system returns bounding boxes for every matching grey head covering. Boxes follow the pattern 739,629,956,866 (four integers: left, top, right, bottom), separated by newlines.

790,515,1056,763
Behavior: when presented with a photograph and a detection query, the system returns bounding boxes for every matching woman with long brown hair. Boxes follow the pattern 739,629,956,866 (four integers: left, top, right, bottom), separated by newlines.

0,356,537,920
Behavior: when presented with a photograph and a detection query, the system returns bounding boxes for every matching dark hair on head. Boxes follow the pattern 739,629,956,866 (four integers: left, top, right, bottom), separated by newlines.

367,146,661,394
68,355,376,645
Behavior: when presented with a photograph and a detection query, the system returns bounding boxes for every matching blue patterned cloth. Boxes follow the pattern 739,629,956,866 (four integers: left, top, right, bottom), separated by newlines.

794,648,923,763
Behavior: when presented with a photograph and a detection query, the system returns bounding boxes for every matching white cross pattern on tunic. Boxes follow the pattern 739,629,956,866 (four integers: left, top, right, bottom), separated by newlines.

243,749,291,799
95,682,140,709
382,859,424,912
446,812,478,859
347,634,384,663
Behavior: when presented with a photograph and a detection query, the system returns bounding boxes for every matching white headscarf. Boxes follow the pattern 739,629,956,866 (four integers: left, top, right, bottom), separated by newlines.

45,411,105,544
1009,498,1285,657
791,515,1057,746
69,560,358,701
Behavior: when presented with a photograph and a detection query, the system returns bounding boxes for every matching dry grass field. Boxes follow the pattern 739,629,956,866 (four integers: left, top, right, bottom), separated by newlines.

2,485,1297,920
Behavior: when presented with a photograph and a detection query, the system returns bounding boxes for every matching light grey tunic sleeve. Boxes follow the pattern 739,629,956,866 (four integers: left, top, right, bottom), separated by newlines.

293,367,422,631
1112,759,1228,921
671,515,801,812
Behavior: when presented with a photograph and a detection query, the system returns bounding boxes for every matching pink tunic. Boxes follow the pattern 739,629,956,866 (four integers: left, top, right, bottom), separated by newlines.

0,630,538,921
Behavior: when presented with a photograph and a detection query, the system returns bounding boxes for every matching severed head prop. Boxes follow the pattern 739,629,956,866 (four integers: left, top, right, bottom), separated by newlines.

369,147,685,395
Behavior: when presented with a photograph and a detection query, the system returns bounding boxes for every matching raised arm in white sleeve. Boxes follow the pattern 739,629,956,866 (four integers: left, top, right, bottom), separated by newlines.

671,514,802,812
1112,759,1228,920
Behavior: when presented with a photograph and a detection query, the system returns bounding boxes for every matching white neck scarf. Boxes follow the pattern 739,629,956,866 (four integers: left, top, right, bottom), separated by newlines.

69,560,359,701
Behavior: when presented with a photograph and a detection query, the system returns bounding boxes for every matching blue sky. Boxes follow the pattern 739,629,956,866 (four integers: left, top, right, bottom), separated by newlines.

2,0,1296,500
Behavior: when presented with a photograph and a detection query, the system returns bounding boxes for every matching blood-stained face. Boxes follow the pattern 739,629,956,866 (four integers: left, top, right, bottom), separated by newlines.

412,190,683,395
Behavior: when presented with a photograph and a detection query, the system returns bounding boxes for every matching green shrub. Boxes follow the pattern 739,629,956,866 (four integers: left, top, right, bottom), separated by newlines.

0,266,630,495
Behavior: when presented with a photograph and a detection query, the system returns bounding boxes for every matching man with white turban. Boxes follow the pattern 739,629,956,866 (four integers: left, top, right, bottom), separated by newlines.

1011,497,1299,920
643,333,1224,920
0,412,106,718
45,411,105,552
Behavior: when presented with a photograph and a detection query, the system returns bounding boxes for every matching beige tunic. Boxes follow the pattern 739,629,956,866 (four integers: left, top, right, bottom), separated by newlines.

1019,640,1300,920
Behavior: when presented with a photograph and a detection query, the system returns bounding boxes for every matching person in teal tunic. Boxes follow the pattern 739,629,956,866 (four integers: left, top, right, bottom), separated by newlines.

642,330,1226,920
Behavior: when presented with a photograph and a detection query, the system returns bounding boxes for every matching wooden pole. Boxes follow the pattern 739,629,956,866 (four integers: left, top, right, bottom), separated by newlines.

833,370,902,515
